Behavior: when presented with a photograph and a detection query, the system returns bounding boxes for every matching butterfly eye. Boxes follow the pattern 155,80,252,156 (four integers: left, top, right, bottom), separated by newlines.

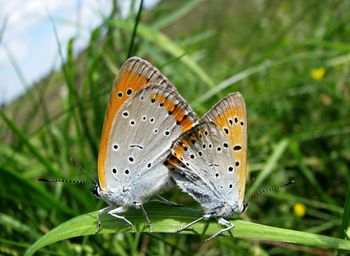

90,184,100,198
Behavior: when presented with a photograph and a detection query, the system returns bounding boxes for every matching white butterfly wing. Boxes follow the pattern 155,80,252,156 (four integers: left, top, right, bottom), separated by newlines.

105,85,197,205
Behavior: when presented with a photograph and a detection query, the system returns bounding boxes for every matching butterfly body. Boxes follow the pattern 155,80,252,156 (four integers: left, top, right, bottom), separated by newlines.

167,92,247,240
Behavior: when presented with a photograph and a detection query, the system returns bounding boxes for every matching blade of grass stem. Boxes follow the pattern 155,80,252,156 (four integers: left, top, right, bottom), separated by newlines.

25,202,350,255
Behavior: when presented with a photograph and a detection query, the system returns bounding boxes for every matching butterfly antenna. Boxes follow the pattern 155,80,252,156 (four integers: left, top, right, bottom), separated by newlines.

38,178,89,184
246,179,295,200
70,158,98,185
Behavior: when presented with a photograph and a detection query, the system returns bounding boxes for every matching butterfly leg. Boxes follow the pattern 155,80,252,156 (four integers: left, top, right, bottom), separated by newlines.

176,214,210,233
135,203,152,232
96,206,112,234
155,195,183,207
108,206,135,232
205,217,235,241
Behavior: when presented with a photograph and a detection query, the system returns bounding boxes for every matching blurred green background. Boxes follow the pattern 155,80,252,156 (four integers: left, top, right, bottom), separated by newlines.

1,0,350,255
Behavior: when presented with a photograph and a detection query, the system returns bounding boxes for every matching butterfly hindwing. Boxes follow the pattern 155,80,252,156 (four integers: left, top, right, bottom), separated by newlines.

202,92,247,203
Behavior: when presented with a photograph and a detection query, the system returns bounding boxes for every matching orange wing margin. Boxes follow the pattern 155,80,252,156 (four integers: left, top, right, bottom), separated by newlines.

203,92,247,202
98,57,173,189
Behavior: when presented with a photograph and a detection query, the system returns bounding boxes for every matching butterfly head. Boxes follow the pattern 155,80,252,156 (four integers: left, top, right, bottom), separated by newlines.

242,201,248,213
90,183,102,199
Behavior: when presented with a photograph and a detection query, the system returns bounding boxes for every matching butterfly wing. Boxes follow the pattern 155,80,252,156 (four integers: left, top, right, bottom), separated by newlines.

202,92,247,204
101,82,197,205
167,92,247,215
98,57,178,189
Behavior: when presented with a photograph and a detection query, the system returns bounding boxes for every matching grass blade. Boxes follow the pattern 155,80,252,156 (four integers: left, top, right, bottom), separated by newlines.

113,19,215,89
152,0,204,29
192,51,338,107
289,141,336,205
127,0,143,58
342,184,350,239
247,139,289,195
0,111,60,177
25,202,350,255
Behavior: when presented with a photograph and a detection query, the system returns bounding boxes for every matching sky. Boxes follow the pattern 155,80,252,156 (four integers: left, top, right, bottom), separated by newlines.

0,0,158,105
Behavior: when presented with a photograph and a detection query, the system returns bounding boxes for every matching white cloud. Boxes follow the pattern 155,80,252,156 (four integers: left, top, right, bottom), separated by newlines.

0,0,159,104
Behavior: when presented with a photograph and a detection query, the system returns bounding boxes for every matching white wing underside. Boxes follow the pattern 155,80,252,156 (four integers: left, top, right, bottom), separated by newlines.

104,85,196,205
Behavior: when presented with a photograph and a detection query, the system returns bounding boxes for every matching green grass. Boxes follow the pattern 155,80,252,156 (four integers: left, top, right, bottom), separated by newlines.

24,203,350,256
1,0,350,255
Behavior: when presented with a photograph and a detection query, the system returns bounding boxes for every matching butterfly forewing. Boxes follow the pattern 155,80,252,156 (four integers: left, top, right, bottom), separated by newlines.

98,57,177,189
203,92,247,203
104,84,197,202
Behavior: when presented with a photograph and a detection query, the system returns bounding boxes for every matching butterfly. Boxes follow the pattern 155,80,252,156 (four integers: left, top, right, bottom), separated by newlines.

92,57,198,231
165,92,247,240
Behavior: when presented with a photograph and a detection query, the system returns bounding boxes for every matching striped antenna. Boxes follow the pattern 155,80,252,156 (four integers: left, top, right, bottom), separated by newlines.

246,179,295,200
38,158,98,187
38,178,88,184
70,158,98,185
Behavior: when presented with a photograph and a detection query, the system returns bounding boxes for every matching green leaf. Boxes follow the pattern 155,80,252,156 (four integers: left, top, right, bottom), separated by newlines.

25,202,350,255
